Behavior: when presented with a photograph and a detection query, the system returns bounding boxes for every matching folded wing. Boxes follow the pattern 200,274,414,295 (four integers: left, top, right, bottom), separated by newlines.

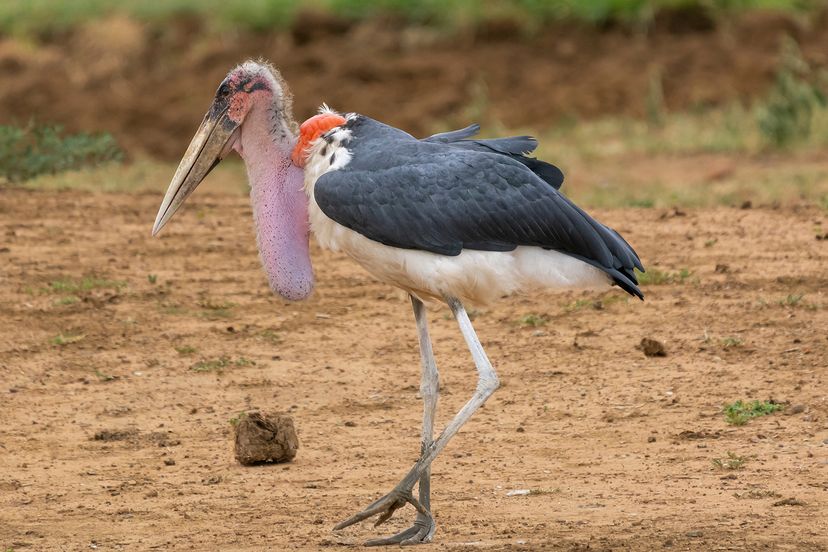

314,142,643,298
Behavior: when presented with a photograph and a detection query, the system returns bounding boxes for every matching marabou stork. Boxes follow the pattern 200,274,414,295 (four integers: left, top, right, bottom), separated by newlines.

153,61,644,546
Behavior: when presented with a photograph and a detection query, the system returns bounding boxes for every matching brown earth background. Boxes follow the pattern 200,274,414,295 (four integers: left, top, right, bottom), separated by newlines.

1,10,828,156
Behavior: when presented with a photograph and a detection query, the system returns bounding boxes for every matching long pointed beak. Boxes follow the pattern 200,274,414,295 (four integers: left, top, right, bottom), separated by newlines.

152,109,240,236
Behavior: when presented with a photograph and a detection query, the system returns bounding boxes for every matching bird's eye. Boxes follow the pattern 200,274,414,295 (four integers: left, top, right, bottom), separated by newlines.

217,83,231,99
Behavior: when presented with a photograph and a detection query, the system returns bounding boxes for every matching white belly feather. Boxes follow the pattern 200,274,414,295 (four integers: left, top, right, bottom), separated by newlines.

302,130,611,304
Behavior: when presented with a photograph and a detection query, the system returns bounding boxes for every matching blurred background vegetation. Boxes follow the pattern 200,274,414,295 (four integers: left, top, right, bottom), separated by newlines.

0,0,822,33
0,0,826,209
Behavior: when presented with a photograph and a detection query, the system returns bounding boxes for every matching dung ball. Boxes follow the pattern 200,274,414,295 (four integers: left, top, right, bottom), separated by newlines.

234,411,299,465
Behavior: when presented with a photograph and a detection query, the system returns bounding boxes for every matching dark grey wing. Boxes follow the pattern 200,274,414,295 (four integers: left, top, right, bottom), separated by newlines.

423,125,563,190
423,124,481,143
314,149,642,298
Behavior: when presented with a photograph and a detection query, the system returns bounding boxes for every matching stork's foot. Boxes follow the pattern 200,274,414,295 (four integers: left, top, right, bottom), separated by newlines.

334,484,429,537
364,513,436,546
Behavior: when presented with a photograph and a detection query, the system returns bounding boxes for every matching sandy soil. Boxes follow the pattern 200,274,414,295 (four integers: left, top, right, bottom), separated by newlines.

0,187,826,551
2,10,828,158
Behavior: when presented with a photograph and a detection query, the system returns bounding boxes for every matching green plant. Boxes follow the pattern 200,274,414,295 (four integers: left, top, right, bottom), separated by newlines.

724,399,783,425
646,68,666,127
229,411,248,426
757,38,827,148
94,369,117,382
175,345,197,355
519,313,549,327
721,336,743,349
259,330,281,344
191,356,255,372
51,332,85,346
148,274,158,284
779,293,803,307
54,295,80,306
635,267,693,285
0,123,122,183
712,451,746,470
44,276,125,294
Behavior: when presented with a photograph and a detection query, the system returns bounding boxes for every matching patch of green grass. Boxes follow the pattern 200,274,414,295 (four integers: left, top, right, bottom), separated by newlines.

721,336,743,349
147,274,158,284
566,294,629,311
229,411,248,426
199,308,234,319
712,451,747,470
159,304,187,316
724,399,783,426
198,298,236,319
635,267,693,286
779,293,804,307
527,488,561,496
757,294,818,311
259,330,281,345
567,298,595,311
518,313,549,327
94,369,117,382
175,345,197,355
22,157,249,194
44,276,125,295
191,356,255,373
53,295,80,306
50,332,85,346
757,38,827,148
0,123,122,183
199,298,236,310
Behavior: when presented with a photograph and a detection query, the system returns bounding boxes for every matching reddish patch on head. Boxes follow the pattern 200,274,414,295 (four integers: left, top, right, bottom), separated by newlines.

227,93,249,123
291,113,346,167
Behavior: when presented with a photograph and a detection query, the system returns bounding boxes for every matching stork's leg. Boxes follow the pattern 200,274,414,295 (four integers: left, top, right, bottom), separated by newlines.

364,295,439,546
335,296,499,543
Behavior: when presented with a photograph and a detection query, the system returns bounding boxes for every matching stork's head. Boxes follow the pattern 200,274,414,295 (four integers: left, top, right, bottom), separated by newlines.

152,61,293,236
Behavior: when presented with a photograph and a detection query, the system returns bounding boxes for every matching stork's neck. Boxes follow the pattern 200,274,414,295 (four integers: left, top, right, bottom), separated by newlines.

237,103,314,301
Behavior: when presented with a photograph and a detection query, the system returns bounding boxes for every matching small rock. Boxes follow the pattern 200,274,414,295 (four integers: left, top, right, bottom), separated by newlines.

640,338,667,357
740,200,752,209
93,429,137,442
773,497,806,507
686,530,703,538
163,459,176,466
343,420,356,427
647,436,657,443
516,426,525,433
506,489,530,497
714,264,730,274
786,404,806,415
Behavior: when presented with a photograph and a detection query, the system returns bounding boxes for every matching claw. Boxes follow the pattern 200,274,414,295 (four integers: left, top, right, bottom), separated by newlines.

365,516,436,546
334,487,428,531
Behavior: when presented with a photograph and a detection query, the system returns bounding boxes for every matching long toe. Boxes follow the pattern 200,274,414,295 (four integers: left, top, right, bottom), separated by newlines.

364,515,436,546
334,487,426,531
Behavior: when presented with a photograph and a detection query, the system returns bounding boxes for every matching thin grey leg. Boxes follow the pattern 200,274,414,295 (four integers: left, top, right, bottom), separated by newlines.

336,295,499,542
364,295,439,546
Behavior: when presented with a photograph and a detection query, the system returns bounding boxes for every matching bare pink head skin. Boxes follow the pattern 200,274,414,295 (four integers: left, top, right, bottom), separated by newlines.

153,60,314,301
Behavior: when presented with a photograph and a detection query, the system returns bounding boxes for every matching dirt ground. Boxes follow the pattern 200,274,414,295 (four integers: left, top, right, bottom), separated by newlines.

0,186,826,551
2,10,828,158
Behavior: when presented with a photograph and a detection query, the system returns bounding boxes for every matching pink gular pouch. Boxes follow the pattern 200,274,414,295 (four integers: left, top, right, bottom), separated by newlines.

152,61,314,301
